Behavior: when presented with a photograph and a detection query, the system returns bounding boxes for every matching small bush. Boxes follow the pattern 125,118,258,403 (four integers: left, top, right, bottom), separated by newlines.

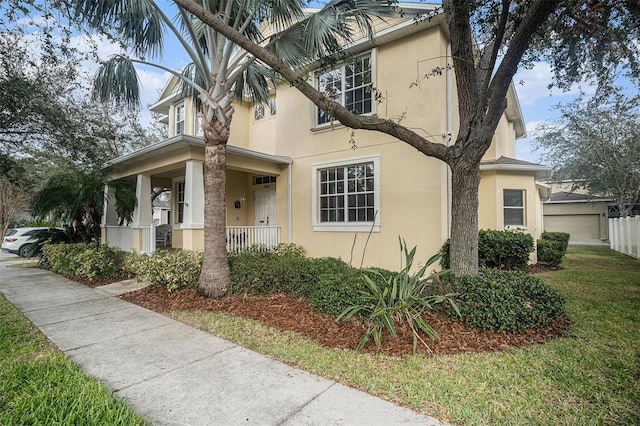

228,246,308,296
129,249,203,292
41,243,130,281
441,229,534,271
541,232,570,250
537,239,564,267
229,244,369,316
456,269,566,332
537,232,570,267
309,258,365,316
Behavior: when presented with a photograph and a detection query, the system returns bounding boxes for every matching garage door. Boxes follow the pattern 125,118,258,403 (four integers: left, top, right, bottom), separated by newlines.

544,215,601,240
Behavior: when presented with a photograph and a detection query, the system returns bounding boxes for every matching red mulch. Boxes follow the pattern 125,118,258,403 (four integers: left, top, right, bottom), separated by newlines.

119,285,572,357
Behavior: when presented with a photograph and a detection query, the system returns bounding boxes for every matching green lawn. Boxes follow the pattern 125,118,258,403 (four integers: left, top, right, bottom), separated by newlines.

169,246,640,425
0,294,149,425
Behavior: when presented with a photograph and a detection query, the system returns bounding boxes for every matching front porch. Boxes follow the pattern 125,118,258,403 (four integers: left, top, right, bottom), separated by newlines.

101,135,292,254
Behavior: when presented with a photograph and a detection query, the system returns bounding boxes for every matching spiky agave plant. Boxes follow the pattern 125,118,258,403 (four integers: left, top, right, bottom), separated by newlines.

338,237,459,353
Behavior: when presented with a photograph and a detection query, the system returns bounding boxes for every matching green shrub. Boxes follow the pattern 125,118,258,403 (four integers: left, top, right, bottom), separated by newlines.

456,269,566,332
441,229,534,271
41,243,130,281
228,246,309,296
537,232,570,267
309,258,365,316
129,249,203,292
229,244,368,316
339,239,459,353
537,239,564,267
541,232,570,250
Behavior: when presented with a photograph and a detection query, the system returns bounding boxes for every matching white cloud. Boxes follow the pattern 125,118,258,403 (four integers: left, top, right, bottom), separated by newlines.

514,62,595,106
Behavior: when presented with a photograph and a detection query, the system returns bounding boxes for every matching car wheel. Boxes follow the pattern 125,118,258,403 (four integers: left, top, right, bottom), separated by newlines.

19,244,35,258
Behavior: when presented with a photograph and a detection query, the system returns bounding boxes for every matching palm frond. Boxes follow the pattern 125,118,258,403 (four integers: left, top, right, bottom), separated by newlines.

70,0,165,58
268,0,396,68
232,61,276,104
92,55,141,109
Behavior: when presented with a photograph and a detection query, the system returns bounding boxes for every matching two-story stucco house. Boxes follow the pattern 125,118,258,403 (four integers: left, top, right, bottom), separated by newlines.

101,3,551,270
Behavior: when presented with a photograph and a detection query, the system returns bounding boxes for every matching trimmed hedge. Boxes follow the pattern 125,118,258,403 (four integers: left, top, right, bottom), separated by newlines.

456,269,567,331
537,232,570,267
126,249,203,292
441,229,534,271
41,243,131,281
228,244,366,316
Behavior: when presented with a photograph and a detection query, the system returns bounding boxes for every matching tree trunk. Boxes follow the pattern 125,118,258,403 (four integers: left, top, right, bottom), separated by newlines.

198,120,231,298
449,158,482,276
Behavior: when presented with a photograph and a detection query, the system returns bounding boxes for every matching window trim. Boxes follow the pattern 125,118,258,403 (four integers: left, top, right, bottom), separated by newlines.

175,102,185,136
269,97,277,116
311,49,377,130
174,178,186,226
503,189,526,227
311,155,380,232
254,103,265,121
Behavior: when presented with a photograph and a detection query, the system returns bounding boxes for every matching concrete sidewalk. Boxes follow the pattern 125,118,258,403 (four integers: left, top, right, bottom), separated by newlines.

0,260,446,425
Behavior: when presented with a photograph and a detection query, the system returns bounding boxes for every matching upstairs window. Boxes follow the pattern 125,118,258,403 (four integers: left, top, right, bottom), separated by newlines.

504,189,525,226
175,103,185,135
317,54,373,125
254,103,265,121
269,98,277,116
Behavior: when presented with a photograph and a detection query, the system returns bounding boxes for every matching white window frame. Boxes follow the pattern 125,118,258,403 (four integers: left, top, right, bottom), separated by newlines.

503,189,525,227
174,178,186,226
312,155,380,232
196,111,203,136
269,97,277,116
254,103,265,121
312,50,377,129
175,103,185,135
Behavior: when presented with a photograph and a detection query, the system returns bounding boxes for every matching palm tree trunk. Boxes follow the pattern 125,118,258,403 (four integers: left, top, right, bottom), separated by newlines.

198,119,231,298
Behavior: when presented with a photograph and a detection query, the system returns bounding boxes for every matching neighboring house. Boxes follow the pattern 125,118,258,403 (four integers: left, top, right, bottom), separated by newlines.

101,4,551,270
543,181,611,242
152,198,170,225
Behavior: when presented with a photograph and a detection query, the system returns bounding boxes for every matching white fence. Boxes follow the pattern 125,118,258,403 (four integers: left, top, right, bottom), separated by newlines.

609,216,640,259
226,226,281,252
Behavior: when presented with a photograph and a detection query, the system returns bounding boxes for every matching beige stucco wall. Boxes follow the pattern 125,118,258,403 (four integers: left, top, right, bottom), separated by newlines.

226,170,252,226
484,114,517,160
479,171,544,240
250,26,453,270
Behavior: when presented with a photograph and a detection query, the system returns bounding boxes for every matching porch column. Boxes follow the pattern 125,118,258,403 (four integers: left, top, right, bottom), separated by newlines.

133,174,152,252
182,160,205,250
101,185,118,244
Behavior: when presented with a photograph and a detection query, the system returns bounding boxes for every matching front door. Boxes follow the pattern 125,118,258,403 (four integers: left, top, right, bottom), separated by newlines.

254,189,276,227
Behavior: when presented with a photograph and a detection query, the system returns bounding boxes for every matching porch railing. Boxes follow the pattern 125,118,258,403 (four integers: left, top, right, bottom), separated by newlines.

609,216,640,259
103,225,281,253
226,226,280,252
103,225,134,252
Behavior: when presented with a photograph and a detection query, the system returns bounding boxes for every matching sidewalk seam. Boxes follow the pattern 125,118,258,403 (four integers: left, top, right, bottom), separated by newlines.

275,382,337,425
111,345,239,393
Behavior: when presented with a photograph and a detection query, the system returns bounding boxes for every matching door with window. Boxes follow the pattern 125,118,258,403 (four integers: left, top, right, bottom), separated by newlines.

254,188,278,247
254,189,276,226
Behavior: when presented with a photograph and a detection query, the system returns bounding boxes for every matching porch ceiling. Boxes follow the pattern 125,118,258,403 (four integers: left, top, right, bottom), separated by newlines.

105,134,291,180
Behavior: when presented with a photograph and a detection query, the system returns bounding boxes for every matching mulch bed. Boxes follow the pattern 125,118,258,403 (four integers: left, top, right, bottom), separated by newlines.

119,284,572,357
